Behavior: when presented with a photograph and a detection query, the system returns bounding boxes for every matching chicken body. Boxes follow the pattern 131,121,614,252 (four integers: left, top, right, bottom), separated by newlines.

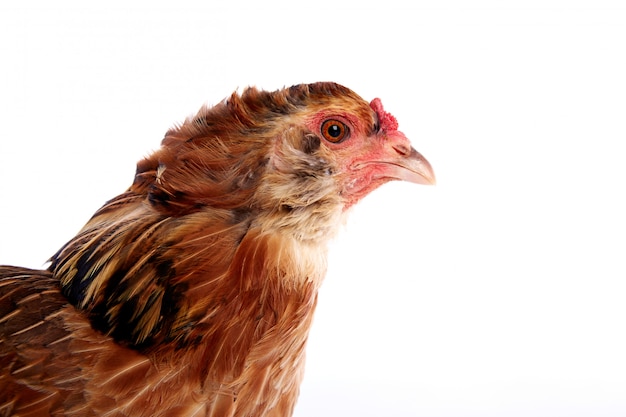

0,83,434,416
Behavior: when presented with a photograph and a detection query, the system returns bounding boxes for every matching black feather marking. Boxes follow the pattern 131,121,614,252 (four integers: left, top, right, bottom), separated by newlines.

301,134,320,154
58,242,104,306
88,268,128,335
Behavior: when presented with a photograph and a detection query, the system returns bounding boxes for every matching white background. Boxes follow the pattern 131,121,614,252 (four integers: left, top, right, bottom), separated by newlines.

1,1,625,416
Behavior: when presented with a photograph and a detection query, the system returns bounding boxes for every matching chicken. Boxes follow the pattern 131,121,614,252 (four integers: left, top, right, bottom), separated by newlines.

0,82,435,417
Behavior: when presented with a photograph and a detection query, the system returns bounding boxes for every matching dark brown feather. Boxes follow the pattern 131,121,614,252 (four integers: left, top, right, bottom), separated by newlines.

0,267,87,416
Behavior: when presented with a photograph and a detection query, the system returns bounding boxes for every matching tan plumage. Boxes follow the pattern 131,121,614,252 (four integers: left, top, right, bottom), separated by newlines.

0,82,434,416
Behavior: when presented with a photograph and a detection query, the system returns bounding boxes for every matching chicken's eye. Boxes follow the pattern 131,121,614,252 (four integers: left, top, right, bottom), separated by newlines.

321,119,349,143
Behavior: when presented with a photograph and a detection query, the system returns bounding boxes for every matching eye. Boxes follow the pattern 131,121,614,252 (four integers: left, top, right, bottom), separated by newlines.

320,119,349,143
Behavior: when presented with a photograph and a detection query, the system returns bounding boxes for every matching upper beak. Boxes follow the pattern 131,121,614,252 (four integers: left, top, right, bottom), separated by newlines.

386,146,436,185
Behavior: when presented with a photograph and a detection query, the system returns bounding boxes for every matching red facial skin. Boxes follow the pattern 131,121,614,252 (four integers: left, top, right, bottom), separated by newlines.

306,99,435,209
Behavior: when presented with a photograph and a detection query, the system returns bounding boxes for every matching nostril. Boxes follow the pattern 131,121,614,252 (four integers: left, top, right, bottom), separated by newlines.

392,142,411,156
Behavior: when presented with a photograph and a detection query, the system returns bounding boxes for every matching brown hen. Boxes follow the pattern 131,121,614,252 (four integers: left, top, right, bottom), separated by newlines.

0,82,434,417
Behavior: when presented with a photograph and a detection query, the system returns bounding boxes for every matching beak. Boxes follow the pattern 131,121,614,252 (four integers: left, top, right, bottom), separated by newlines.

349,132,436,192
386,146,436,185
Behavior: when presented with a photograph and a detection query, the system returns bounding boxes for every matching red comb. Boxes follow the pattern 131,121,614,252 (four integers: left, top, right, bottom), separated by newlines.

369,98,398,131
